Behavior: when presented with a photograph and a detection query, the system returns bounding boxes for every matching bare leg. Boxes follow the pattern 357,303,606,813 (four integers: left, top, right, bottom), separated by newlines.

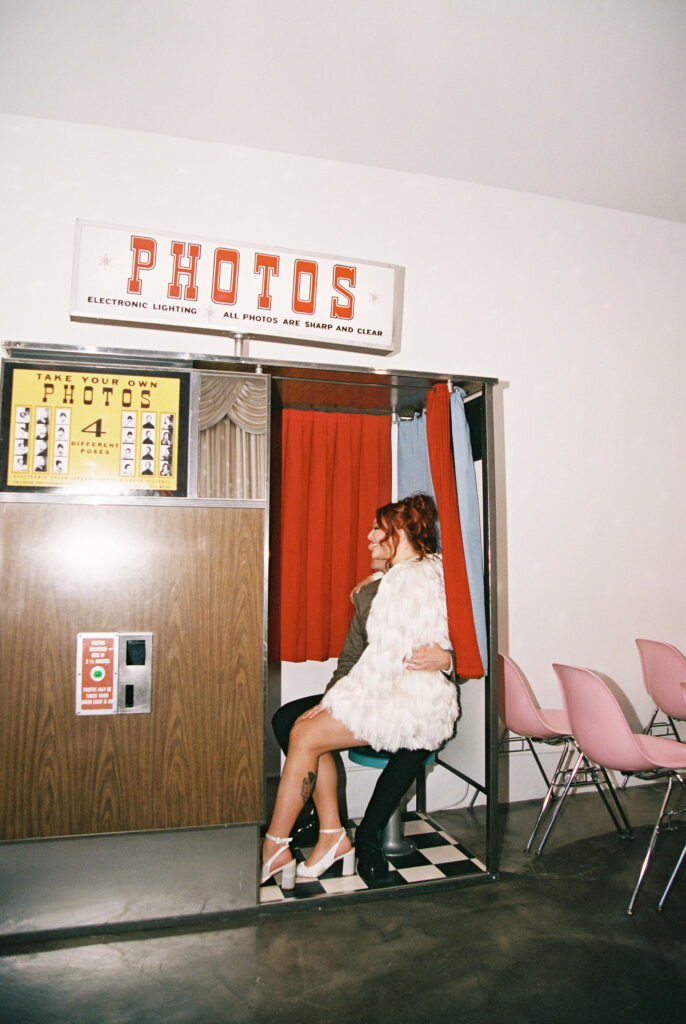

262,710,364,871
303,751,350,866
310,751,339,822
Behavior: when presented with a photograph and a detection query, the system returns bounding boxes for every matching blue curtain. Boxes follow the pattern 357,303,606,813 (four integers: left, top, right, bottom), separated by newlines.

397,395,488,673
397,412,435,506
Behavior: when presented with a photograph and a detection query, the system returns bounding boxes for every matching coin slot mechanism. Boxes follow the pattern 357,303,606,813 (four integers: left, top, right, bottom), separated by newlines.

117,633,153,715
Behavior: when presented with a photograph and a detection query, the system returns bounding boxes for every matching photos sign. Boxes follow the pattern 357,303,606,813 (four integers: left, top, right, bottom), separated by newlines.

71,221,403,354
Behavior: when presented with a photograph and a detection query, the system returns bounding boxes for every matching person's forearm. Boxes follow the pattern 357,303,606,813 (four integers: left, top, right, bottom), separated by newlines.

405,643,452,673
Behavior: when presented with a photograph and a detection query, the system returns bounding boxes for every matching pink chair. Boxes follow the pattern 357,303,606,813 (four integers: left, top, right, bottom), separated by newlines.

635,639,686,740
499,655,631,854
553,663,686,914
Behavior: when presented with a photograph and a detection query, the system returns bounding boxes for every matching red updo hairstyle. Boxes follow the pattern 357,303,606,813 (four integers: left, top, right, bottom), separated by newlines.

376,493,438,569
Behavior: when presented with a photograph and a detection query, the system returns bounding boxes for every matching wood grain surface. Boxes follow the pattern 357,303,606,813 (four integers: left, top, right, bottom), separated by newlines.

0,503,264,839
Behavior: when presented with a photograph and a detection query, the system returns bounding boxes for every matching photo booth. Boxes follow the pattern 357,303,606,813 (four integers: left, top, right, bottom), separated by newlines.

0,342,499,939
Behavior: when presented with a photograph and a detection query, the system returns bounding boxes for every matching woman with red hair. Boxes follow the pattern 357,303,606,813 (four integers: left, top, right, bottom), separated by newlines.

261,494,458,888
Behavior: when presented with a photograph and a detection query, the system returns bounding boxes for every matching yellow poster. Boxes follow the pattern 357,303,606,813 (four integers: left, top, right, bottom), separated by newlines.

3,366,188,494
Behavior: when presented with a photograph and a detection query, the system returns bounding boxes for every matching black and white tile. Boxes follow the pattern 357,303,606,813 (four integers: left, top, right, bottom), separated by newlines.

260,811,487,904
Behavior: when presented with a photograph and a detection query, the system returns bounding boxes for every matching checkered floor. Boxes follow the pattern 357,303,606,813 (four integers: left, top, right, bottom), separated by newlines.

260,811,487,904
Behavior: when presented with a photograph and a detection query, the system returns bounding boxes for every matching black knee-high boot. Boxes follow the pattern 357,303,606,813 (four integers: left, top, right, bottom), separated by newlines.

355,747,431,850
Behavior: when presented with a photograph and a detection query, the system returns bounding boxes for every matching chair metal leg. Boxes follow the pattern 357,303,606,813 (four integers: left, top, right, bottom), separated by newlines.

658,839,686,911
667,716,683,742
498,728,555,791
524,740,571,852
526,737,552,789
535,749,585,855
627,775,675,915
591,765,633,837
641,708,681,743
527,745,633,857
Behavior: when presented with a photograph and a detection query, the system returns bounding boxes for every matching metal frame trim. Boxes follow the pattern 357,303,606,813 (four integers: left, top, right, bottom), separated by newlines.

482,382,500,879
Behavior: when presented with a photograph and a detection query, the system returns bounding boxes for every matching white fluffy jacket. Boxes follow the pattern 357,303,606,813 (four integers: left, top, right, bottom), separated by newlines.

322,555,459,752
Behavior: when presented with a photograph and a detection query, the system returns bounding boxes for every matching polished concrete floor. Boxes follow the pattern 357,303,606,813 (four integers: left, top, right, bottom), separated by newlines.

1,784,684,1023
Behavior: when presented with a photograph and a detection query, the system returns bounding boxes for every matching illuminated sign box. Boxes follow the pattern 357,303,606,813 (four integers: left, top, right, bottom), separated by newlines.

0,361,190,496
70,221,404,355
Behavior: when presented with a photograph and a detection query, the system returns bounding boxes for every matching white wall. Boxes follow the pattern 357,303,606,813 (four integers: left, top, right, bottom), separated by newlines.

2,113,685,808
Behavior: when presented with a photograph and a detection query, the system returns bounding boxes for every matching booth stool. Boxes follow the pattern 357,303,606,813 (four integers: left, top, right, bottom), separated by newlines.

348,747,436,856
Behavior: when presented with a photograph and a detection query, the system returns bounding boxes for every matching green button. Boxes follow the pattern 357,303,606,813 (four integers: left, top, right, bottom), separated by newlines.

90,666,106,682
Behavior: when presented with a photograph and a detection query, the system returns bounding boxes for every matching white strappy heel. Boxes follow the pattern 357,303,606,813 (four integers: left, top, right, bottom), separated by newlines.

296,828,355,880
261,833,296,889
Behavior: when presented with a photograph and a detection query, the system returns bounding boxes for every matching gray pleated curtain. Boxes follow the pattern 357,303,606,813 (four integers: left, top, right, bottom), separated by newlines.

197,375,268,499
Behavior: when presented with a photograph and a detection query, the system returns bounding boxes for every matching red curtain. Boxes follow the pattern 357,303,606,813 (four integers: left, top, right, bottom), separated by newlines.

426,384,484,678
279,410,392,662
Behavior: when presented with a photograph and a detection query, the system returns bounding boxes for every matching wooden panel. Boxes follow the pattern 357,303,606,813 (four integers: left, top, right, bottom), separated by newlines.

0,503,264,839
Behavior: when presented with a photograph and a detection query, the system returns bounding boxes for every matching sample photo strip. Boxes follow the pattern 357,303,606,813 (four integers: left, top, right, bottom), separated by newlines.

159,413,174,476
52,408,70,472
13,406,30,471
33,406,50,472
139,411,156,475
121,411,137,476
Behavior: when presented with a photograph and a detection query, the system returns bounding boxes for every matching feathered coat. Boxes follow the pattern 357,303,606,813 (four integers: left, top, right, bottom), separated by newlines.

321,555,459,751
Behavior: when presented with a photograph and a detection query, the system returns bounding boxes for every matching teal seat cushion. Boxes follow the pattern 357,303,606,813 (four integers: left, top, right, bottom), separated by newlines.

348,746,436,769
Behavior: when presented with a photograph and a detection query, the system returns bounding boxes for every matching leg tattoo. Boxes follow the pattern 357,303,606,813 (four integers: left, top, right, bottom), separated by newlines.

300,771,317,804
